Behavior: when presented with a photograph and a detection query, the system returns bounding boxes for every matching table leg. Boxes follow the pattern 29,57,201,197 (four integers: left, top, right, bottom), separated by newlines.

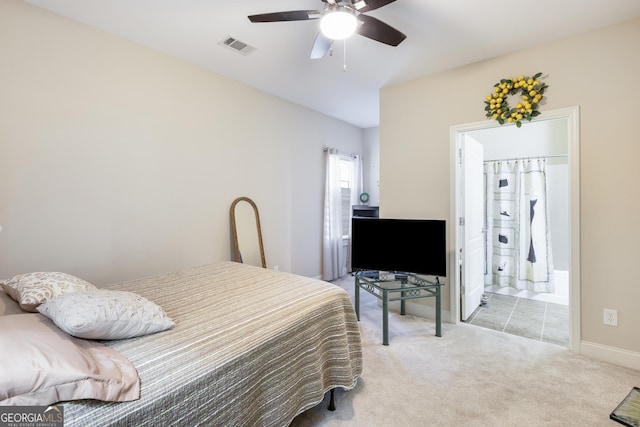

355,276,360,321
382,288,389,346
435,284,442,337
400,282,406,316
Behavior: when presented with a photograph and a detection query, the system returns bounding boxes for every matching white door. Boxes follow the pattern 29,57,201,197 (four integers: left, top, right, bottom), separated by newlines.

461,136,485,321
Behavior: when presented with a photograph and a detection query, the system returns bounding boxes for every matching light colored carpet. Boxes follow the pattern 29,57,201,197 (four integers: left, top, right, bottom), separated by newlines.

291,275,640,426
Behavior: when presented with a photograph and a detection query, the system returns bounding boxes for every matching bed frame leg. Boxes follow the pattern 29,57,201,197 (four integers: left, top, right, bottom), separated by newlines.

328,388,336,411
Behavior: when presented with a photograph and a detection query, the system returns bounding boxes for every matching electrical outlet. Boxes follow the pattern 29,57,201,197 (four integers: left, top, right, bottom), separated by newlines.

273,265,279,271
603,309,618,326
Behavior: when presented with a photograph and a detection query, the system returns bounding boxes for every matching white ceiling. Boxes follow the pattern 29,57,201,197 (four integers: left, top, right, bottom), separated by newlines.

25,0,640,128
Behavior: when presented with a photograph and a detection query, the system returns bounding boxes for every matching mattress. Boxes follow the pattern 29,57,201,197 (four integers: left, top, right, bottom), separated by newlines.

63,261,362,426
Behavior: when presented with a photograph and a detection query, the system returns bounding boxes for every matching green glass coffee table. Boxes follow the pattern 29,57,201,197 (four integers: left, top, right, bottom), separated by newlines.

354,271,443,345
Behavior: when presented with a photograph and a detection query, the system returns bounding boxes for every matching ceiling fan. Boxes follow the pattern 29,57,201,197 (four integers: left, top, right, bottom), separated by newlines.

248,0,406,59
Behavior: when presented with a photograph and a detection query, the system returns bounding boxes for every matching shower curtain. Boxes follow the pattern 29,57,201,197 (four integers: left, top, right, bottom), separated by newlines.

484,158,555,293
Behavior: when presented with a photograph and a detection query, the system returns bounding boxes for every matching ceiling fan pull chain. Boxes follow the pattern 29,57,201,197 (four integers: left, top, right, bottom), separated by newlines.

343,39,348,72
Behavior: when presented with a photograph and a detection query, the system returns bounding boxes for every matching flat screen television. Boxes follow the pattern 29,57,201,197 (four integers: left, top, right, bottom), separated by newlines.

351,218,446,277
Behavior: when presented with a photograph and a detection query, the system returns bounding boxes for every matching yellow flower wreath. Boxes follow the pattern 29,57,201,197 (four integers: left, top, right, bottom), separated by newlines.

484,72,548,128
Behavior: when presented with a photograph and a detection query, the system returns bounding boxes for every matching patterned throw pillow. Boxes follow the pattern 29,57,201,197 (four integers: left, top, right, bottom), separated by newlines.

38,289,175,340
0,272,97,312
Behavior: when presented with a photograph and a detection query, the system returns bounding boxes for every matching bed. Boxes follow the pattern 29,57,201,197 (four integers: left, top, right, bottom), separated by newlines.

0,261,363,426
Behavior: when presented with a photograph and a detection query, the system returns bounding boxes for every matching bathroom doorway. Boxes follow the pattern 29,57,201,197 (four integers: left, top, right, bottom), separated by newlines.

450,107,581,352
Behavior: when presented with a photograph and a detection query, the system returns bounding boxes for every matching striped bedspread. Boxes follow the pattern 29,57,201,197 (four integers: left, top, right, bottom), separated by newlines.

63,261,362,426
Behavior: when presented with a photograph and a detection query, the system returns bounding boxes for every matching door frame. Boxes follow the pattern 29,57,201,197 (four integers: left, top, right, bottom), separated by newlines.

449,106,581,353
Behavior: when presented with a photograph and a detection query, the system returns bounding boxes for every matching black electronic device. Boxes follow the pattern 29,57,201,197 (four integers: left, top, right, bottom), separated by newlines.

351,218,446,277
352,205,379,218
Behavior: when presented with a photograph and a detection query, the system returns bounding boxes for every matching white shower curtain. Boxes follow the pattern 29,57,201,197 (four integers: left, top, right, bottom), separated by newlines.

484,158,555,292
322,149,346,281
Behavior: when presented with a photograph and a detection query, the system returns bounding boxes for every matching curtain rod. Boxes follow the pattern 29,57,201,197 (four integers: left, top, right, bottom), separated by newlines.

483,154,567,163
323,147,359,159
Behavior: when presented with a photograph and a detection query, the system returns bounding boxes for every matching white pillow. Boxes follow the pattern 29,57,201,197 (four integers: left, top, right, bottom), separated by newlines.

38,289,175,340
0,313,140,405
1,272,97,312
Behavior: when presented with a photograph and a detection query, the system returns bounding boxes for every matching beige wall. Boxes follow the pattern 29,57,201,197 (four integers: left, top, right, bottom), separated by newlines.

380,18,640,358
0,0,364,283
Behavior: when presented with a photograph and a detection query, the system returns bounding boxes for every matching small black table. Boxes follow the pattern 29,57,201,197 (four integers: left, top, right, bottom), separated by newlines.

354,271,443,345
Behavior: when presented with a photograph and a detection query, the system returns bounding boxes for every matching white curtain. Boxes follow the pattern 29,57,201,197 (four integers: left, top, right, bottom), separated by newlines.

484,158,555,292
322,149,346,281
322,150,362,281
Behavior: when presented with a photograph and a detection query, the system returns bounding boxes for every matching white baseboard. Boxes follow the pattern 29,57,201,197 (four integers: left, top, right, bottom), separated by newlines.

580,340,640,371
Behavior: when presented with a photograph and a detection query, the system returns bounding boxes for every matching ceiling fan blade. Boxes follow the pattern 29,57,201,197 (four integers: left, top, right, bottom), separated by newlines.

356,14,406,46
248,10,321,23
310,33,333,59
354,0,397,13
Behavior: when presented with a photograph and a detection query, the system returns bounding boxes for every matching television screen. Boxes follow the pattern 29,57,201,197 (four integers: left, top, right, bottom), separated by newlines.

351,218,446,277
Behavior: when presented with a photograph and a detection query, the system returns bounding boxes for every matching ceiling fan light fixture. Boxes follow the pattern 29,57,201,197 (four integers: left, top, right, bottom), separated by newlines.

352,0,367,9
320,7,357,40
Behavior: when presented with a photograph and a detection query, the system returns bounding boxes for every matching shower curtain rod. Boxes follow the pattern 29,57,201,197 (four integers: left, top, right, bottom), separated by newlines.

483,154,567,163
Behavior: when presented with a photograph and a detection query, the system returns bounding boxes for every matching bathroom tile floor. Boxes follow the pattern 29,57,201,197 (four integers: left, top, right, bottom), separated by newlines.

466,292,569,347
